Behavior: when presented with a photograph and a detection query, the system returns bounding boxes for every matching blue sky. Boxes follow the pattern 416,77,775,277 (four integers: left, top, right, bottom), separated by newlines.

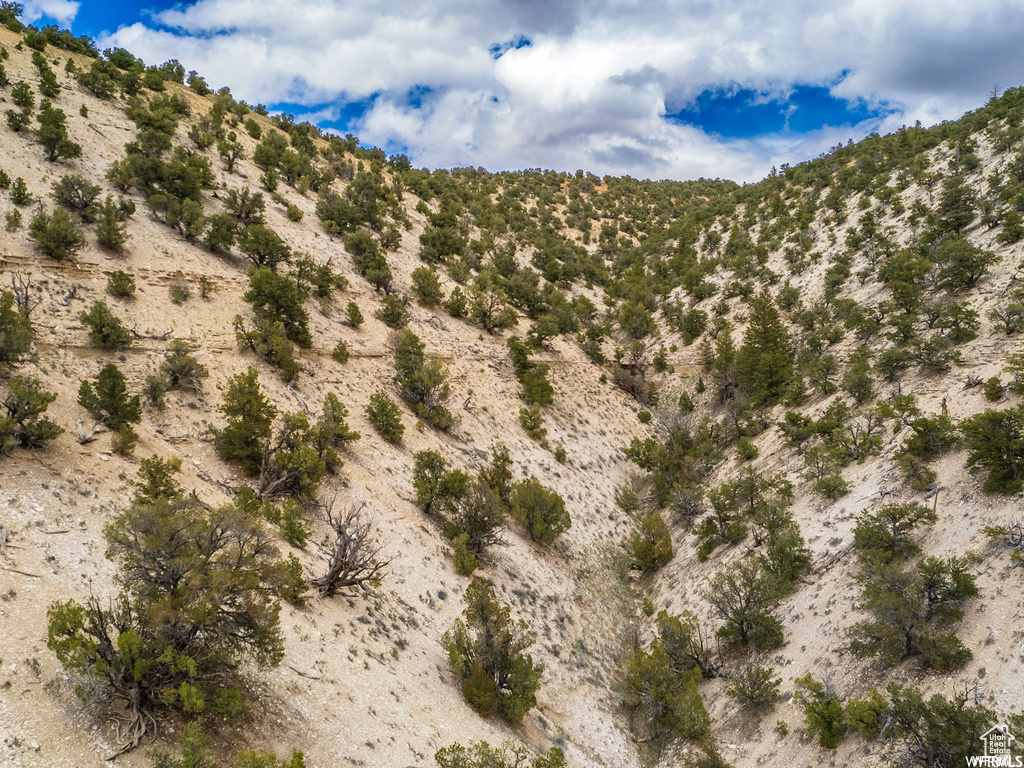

22,0,1024,182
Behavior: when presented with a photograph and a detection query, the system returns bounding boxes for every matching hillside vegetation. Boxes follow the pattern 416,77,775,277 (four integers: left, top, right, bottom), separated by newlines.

1,9,1024,768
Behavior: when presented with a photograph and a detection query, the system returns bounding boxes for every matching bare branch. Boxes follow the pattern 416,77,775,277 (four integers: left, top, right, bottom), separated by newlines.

309,500,391,598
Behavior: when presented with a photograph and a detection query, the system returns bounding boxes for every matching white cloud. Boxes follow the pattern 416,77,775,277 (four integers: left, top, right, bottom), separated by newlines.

96,0,1024,182
24,0,79,26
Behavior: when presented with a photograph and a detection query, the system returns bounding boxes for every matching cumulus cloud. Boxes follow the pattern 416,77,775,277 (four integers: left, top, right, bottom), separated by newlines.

24,0,79,26
96,0,1024,181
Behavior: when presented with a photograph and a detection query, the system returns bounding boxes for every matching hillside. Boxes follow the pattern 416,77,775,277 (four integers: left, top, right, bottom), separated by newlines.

1,16,1024,768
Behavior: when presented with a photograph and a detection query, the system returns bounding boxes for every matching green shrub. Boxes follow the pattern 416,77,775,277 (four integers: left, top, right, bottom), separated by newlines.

78,363,141,430
345,301,364,327
47,494,300,751
159,339,209,392
28,207,86,260
0,290,33,366
727,664,781,713
375,294,409,328
234,315,301,380
959,405,1024,493
79,301,132,349
169,281,190,303
509,478,571,545
518,404,546,440
365,389,404,443
244,268,311,347
435,741,564,768
794,675,847,749
4,209,20,231
983,376,1003,401
36,102,81,161
637,410,652,424
412,449,470,516
631,511,673,572
736,436,759,461
412,266,444,307
444,578,540,723
624,642,709,742
0,375,62,451
332,340,349,363
215,367,277,475
703,558,784,649
96,197,130,251
451,533,478,575
849,555,977,670
9,177,30,205
393,329,453,430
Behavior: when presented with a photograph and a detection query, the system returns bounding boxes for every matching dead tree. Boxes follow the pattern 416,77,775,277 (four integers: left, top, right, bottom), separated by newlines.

310,500,391,598
10,273,42,316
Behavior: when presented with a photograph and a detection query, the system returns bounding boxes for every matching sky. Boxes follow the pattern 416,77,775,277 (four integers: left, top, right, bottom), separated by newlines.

21,0,1024,183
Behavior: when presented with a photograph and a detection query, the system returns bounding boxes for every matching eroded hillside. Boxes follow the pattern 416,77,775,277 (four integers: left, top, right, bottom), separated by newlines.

0,15,1023,768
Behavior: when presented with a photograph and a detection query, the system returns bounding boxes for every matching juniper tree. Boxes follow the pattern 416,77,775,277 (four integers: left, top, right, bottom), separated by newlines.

0,289,32,366
412,449,470,515
215,367,277,475
509,478,570,545
444,578,540,723
79,301,132,349
47,493,300,755
78,364,141,431
0,375,62,451
735,289,793,405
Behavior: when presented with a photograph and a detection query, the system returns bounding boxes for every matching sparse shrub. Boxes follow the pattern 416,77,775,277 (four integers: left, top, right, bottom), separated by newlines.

703,558,784,649
4,209,20,231
519,404,546,440
112,423,138,455
727,664,781,713
234,315,301,380
169,281,190,304
434,740,564,768
51,174,100,222
365,389,404,443
79,300,132,349
159,339,209,392
47,493,300,754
